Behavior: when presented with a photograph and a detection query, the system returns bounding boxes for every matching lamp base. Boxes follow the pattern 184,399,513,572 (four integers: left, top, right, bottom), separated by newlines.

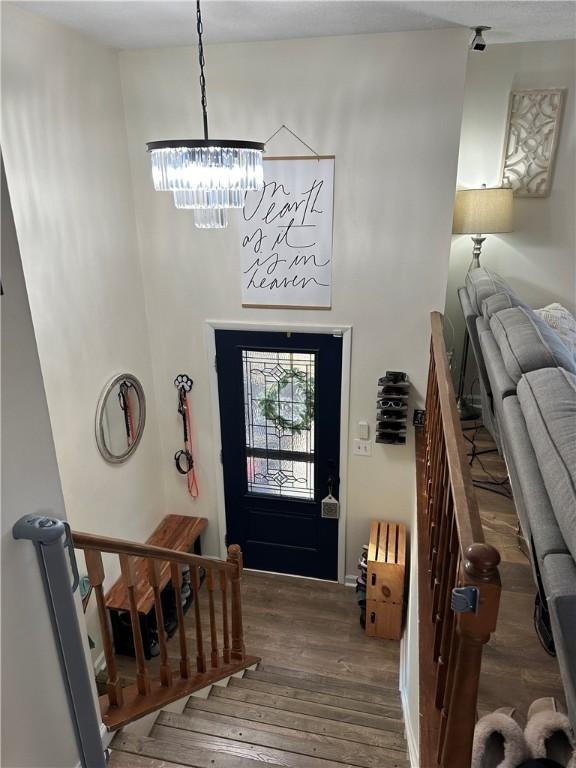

468,235,486,271
457,396,481,422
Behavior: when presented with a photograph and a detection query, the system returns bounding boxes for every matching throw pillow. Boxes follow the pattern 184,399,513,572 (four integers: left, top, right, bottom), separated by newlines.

535,303,576,359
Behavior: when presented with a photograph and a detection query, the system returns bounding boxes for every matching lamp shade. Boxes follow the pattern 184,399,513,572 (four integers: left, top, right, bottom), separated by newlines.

452,187,514,234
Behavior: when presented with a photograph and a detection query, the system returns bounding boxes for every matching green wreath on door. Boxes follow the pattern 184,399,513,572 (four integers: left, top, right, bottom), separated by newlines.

258,368,315,436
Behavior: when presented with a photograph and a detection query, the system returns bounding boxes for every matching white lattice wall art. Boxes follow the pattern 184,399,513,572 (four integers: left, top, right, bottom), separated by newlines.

500,89,566,198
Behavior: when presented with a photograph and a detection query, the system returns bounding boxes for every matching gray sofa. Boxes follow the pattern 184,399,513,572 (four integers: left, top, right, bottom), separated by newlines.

458,267,576,726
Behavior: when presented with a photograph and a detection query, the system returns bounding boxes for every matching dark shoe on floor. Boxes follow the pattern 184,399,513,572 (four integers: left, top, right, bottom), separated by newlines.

534,593,556,656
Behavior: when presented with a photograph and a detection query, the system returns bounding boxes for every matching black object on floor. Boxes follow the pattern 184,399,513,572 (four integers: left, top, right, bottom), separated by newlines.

534,592,556,657
518,760,564,767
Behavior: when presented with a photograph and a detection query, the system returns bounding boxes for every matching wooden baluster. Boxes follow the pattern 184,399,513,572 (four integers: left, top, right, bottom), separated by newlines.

227,545,245,661
430,460,450,595
433,493,455,660
84,550,123,708
424,341,435,418
119,554,150,696
192,565,207,673
220,570,231,664
206,567,220,668
427,406,443,566
428,438,446,568
426,393,441,525
441,544,501,768
170,562,191,679
435,520,459,700
424,362,436,480
437,621,459,765
424,353,435,489
147,559,172,688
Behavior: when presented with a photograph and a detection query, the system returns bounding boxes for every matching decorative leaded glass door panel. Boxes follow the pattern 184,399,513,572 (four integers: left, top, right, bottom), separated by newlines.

215,330,342,580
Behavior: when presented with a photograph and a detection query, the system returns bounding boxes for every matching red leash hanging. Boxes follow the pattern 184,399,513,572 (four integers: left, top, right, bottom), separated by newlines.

174,374,199,499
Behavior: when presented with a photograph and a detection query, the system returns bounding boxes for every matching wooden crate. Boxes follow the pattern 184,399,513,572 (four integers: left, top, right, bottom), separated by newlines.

366,601,403,641
365,520,406,640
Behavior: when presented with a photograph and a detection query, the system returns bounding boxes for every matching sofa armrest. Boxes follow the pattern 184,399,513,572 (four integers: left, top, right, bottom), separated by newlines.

540,553,576,729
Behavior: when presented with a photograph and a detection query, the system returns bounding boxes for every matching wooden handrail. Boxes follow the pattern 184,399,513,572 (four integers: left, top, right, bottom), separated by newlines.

429,311,484,551
75,530,258,730
418,312,501,768
73,530,236,575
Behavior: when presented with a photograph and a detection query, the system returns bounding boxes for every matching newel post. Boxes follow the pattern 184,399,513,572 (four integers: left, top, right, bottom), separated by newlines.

441,543,501,768
227,544,246,661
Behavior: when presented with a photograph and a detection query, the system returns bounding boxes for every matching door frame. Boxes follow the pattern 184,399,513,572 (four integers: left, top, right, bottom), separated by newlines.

205,320,352,584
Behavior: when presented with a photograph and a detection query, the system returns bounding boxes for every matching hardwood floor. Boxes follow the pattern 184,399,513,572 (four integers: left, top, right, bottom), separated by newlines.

106,425,562,724
111,566,400,690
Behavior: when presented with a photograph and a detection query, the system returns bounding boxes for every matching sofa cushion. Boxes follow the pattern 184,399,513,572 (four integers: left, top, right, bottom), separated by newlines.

478,322,517,399
490,306,576,383
501,396,569,563
482,291,530,321
518,368,576,561
465,268,517,316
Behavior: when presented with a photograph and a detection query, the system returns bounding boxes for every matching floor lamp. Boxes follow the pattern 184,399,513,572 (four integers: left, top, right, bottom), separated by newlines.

452,185,514,420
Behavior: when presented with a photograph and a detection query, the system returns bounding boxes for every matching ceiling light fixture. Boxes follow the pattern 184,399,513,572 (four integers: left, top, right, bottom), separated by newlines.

146,0,264,228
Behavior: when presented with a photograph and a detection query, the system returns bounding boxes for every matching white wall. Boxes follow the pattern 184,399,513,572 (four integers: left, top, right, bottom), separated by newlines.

1,166,80,768
119,29,469,575
445,40,576,384
1,4,165,551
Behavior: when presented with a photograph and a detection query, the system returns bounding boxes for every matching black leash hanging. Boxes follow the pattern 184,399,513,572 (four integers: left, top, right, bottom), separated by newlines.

174,374,199,498
118,379,135,447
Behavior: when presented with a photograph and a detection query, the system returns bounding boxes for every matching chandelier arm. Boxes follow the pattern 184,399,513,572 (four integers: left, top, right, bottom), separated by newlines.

196,0,209,140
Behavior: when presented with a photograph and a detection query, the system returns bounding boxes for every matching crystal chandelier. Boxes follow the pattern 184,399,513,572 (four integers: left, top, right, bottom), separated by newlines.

146,0,264,228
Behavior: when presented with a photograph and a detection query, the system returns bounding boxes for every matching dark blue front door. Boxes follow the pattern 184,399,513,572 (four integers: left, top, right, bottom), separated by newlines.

215,330,342,580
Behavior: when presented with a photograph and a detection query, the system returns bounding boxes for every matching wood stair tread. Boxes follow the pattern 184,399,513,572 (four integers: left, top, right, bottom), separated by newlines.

152,721,409,768
230,677,400,717
154,710,408,768
259,663,399,694
210,684,404,732
245,669,396,704
108,749,190,768
186,693,405,747
111,732,277,767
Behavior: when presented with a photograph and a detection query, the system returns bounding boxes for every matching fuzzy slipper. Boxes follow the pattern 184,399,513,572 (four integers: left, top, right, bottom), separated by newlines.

472,709,531,768
525,698,576,767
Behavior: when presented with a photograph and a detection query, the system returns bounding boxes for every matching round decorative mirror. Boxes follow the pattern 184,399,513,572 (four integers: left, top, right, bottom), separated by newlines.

95,374,146,464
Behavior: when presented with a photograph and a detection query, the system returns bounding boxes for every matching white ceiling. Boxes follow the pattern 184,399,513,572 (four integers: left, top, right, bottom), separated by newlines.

15,0,576,48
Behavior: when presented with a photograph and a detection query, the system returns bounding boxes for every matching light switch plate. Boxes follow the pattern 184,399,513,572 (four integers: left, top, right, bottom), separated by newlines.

353,439,372,456
358,421,370,440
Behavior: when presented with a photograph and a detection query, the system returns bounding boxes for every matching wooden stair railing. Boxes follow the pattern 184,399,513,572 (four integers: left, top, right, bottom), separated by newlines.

418,312,501,768
72,532,259,730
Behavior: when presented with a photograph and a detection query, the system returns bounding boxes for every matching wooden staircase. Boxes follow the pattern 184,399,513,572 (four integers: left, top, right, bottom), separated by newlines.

108,663,410,768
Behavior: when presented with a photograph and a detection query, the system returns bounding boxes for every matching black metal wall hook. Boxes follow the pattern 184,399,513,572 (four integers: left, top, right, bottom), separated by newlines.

173,373,199,497
174,374,193,392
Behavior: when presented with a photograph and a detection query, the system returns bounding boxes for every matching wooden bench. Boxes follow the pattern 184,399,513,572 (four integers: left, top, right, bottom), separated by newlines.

105,514,207,657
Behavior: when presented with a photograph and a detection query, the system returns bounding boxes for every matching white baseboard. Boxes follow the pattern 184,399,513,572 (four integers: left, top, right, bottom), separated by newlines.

400,685,420,768
100,721,114,749
344,574,357,587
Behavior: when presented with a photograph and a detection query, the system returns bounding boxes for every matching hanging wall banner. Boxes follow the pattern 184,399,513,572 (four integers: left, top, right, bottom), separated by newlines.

240,157,334,308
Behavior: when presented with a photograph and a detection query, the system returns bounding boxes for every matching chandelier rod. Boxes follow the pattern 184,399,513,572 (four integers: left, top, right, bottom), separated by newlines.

196,0,209,140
